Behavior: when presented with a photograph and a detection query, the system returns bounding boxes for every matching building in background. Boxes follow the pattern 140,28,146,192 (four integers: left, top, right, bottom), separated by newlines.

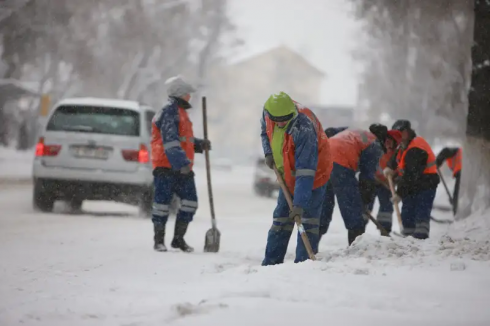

308,104,354,129
206,45,326,164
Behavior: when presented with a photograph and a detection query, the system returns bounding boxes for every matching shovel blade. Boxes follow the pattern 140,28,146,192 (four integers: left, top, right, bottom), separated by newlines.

204,227,221,253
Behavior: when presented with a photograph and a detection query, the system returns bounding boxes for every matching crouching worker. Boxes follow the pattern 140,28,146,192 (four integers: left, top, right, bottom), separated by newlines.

320,128,383,245
150,76,211,252
366,125,402,235
384,120,439,239
436,147,462,215
260,92,332,265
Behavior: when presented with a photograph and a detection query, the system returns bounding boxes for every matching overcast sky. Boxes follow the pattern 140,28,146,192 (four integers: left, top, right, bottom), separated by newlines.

227,0,360,106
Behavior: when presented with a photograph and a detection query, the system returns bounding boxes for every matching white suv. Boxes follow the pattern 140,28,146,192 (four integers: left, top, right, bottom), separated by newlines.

32,97,156,215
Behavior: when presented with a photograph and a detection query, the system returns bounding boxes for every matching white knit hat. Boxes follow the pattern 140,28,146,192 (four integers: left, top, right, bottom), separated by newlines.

165,76,196,98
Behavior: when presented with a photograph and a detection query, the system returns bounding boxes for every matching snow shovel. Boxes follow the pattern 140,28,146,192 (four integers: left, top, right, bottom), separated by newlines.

382,175,452,225
387,175,404,234
272,165,316,261
363,210,390,236
437,167,454,206
202,96,221,253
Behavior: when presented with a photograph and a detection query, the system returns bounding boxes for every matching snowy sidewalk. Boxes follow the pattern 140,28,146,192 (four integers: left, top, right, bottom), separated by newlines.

0,147,33,184
1,167,490,326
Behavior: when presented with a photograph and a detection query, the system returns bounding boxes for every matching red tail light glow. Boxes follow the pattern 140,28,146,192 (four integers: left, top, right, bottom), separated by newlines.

122,144,149,163
35,137,61,157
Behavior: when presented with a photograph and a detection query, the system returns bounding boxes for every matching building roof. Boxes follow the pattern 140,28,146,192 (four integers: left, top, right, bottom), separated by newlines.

0,79,41,102
228,44,325,77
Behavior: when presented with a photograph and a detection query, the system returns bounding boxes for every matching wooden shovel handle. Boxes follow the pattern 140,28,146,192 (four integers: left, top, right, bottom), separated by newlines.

273,165,316,261
387,175,403,232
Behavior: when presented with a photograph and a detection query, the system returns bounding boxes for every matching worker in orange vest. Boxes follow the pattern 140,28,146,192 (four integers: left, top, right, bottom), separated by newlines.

384,120,440,239
366,125,402,235
436,147,462,215
260,92,332,265
319,127,383,245
150,76,211,252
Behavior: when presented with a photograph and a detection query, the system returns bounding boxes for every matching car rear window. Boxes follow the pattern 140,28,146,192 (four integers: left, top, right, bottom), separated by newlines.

47,105,140,136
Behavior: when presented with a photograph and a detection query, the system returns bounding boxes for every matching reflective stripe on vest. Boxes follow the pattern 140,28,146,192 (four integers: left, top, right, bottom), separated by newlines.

396,137,437,175
398,160,436,174
151,106,195,169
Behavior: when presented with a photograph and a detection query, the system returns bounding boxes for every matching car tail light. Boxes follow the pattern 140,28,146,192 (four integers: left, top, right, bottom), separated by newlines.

122,144,149,163
35,137,61,157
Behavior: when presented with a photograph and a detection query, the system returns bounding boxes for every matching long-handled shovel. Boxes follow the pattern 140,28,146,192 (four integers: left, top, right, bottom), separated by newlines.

364,210,390,237
437,167,454,206
387,175,404,235
202,96,221,253
376,176,452,224
272,166,316,261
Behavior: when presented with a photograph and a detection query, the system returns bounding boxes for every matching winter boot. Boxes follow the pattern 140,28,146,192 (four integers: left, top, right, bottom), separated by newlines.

348,229,365,246
171,220,194,252
153,225,167,252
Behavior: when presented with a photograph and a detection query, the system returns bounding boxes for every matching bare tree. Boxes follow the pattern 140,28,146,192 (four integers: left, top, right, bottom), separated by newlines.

458,0,490,219
352,0,472,141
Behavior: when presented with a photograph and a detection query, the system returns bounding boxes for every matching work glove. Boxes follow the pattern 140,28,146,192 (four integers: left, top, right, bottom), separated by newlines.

265,154,274,169
289,206,304,220
383,167,395,178
202,139,212,151
390,194,402,205
180,165,192,175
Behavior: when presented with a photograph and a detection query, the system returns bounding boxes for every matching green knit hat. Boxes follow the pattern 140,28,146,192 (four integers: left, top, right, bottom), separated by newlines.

264,92,297,122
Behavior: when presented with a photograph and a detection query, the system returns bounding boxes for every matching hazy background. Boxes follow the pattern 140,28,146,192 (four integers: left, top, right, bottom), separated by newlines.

0,0,470,165
229,0,359,105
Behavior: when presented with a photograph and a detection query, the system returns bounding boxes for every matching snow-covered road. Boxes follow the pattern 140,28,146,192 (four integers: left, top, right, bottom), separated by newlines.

1,167,490,326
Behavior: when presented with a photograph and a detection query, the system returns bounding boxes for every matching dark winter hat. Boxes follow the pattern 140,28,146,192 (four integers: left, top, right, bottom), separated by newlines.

369,123,388,140
325,127,348,138
391,119,411,132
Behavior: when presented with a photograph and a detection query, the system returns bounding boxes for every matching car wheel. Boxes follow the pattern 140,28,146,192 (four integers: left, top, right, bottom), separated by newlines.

139,188,153,218
33,179,55,213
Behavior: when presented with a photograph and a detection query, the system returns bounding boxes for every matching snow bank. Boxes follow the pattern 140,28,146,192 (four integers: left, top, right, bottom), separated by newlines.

447,208,490,245
322,233,490,269
0,147,33,181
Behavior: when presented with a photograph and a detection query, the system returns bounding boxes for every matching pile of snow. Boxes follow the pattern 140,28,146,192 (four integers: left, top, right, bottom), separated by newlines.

447,208,490,243
321,233,490,270
0,147,33,181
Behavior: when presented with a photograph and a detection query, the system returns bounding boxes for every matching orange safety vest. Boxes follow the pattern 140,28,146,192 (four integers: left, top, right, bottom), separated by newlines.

265,107,332,194
446,148,462,176
329,129,377,171
151,106,195,170
376,150,395,182
396,137,437,176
